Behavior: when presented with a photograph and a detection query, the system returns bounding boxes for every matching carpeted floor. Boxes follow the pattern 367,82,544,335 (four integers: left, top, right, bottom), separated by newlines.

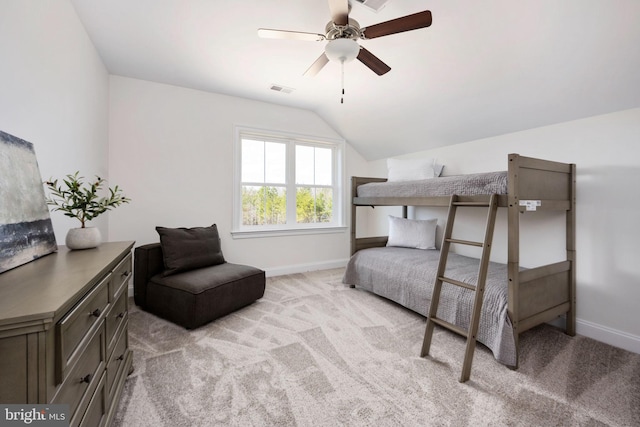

113,268,640,426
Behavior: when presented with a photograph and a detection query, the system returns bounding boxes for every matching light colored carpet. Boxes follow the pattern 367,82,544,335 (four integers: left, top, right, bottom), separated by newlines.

114,268,640,426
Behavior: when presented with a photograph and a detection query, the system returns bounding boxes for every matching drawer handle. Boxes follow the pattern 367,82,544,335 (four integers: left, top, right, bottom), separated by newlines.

80,374,92,384
90,308,101,318
121,271,131,278
117,354,125,361
117,312,125,319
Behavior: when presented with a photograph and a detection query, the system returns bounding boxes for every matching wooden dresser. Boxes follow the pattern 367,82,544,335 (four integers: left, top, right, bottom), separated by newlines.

0,241,134,427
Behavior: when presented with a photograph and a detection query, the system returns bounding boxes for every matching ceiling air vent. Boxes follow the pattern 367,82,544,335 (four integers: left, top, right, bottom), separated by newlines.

354,0,389,13
270,84,295,94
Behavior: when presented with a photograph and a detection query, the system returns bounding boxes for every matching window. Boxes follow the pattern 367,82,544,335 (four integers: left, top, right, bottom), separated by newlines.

233,127,345,237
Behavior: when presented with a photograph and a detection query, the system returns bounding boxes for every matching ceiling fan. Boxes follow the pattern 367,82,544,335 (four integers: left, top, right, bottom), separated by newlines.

257,0,432,78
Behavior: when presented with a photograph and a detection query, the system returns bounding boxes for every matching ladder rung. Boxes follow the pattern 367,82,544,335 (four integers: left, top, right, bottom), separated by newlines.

446,238,483,247
439,276,476,291
453,201,491,207
429,317,468,338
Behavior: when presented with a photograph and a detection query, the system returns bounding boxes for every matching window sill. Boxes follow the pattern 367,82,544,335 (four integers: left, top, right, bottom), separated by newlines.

231,226,347,239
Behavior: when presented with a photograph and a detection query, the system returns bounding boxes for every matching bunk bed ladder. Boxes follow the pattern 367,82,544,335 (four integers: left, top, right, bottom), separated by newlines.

420,193,499,383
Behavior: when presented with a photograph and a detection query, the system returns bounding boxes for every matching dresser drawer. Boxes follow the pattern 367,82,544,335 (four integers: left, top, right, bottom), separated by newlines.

52,323,106,427
105,290,128,357
79,373,107,427
57,276,109,383
109,253,132,302
106,323,129,403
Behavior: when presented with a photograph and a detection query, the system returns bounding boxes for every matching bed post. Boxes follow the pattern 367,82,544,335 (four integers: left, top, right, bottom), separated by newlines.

350,176,358,256
566,163,577,336
507,154,521,367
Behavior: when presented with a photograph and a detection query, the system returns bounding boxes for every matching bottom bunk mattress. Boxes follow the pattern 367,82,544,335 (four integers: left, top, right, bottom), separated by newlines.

342,246,516,366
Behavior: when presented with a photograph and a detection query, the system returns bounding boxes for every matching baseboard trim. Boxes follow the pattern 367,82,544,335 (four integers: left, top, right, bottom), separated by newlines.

264,259,349,277
550,316,640,355
127,259,351,297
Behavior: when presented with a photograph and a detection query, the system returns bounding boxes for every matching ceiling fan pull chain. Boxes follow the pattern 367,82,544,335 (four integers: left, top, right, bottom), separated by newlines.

341,61,345,104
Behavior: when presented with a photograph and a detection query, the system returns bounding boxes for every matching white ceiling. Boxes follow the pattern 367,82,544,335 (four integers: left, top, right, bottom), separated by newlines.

71,0,640,160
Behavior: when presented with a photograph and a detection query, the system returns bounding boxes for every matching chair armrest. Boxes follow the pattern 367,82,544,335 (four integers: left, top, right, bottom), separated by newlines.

134,243,164,308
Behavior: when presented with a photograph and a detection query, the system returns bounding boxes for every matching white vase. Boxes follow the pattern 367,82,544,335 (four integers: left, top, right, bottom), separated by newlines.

66,227,102,250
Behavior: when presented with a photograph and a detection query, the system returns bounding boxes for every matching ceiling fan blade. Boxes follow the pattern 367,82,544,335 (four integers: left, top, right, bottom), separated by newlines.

258,28,325,42
362,10,432,39
328,0,349,26
357,47,391,76
304,53,330,77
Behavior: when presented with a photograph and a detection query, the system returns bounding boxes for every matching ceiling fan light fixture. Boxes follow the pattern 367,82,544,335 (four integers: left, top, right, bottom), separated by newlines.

324,38,360,63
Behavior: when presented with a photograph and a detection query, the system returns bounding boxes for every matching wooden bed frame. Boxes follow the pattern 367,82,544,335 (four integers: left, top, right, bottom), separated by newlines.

349,153,576,366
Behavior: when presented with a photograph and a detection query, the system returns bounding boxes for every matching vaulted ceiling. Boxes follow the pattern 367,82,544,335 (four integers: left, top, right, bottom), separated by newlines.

71,0,640,160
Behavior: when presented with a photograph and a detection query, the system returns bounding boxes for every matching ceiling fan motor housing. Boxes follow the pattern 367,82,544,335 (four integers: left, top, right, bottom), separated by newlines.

325,18,362,40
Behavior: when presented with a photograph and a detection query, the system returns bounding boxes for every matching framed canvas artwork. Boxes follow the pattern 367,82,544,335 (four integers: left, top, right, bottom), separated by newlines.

0,130,57,273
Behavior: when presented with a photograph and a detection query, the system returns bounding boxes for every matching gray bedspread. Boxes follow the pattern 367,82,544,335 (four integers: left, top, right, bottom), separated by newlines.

356,171,508,198
342,247,516,366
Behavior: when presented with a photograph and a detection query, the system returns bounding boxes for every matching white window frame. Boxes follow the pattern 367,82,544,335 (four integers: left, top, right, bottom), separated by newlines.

231,126,346,239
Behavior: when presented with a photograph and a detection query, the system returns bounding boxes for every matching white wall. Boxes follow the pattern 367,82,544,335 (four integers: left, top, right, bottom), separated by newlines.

0,0,110,243
108,76,369,274
367,109,640,353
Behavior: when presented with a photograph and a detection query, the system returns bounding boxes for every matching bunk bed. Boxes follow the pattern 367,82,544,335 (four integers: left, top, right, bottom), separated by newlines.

343,154,576,368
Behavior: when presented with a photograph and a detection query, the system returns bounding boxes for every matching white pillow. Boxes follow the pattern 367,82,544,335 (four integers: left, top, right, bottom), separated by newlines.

386,216,437,250
387,157,436,182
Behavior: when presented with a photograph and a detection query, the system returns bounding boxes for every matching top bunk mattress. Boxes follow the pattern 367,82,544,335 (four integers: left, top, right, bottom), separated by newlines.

356,171,508,198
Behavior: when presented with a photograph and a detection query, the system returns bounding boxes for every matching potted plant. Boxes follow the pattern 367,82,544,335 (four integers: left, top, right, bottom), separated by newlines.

44,172,130,250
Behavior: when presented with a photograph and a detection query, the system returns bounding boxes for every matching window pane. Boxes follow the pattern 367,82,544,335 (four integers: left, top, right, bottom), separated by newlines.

265,142,286,184
241,139,264,183
242,185,286,226
315,187,333,223
314,147,332,186
296,146,333,186
295,145,314,185
296,187,333,223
